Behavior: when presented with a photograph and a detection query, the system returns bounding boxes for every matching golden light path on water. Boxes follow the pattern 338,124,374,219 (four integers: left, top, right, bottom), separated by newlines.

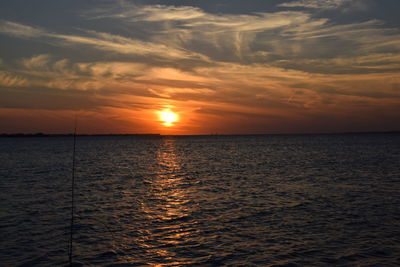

147,138,199,265
118,137,200,265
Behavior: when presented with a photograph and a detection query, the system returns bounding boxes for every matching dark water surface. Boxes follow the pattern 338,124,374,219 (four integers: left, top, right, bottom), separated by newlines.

1,134,399,266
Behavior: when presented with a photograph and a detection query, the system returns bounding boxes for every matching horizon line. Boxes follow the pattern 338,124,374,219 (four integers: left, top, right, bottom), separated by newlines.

1,130,399,137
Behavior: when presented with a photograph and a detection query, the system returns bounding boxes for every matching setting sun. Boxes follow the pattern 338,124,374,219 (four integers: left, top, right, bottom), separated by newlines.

159,110,179,127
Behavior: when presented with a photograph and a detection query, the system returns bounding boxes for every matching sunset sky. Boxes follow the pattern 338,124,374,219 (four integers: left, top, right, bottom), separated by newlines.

1,0,399,135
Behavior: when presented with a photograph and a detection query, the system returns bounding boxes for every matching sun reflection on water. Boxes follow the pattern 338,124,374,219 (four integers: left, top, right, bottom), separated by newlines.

137,137,200,265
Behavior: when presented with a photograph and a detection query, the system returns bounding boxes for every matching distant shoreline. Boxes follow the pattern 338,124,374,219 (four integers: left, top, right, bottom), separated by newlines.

0,133,161,137
1,131,399,137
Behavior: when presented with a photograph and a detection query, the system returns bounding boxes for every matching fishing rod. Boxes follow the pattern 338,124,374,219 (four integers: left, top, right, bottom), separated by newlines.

68,116,77,266
66,118,124,265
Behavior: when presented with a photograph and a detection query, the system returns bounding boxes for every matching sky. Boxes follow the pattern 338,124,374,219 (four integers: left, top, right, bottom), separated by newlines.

0,0,399,135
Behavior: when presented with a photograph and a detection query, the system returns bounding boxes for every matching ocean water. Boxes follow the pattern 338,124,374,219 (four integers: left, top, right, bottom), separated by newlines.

0,134,399,266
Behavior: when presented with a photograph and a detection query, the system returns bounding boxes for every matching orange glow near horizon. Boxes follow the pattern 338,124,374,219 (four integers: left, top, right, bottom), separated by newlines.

158,109,179,127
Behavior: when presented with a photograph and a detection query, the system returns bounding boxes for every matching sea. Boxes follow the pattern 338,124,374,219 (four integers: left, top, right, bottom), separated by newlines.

0,133,399,266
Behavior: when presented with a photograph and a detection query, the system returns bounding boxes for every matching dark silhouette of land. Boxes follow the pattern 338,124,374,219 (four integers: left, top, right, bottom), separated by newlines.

0,133,161,137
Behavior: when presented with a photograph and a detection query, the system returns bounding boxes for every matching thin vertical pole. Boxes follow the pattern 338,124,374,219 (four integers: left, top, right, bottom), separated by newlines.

69,116,77,265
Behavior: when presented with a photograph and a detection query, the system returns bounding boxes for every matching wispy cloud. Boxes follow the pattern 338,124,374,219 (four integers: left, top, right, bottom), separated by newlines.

279,0,349,9
0,20,44,38
20,54,52,69
0,20,209,63
81,4,399,67
0,71,27,87
2,5,398,71
1,5,399,101
121,5,205,21
279,0,370,12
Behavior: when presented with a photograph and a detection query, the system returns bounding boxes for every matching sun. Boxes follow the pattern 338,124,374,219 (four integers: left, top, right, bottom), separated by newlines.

158,109,179,127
